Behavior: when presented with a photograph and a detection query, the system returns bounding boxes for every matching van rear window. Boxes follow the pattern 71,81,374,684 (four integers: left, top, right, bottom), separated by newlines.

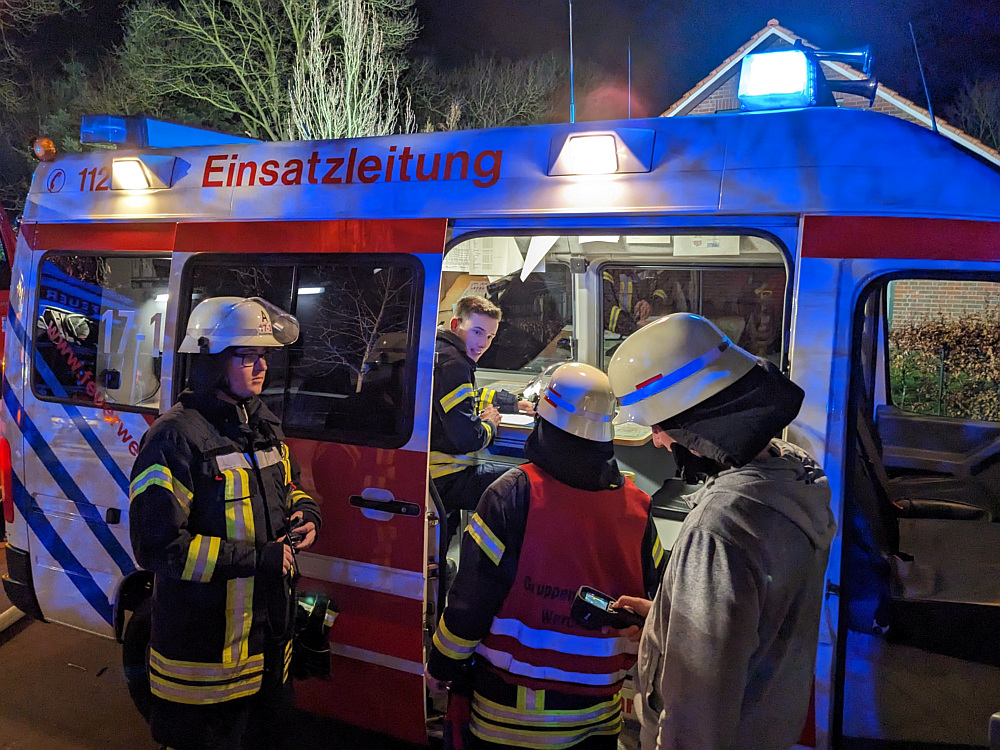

33,253,171,413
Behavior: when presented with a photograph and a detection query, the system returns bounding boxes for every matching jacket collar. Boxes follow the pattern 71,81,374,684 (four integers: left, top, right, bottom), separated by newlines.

437,327,476,369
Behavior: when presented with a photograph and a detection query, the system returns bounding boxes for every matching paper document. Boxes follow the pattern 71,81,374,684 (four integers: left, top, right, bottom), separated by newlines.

500,413,535,427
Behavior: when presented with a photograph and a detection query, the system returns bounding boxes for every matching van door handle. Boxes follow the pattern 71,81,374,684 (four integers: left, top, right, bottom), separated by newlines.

349,488,420,518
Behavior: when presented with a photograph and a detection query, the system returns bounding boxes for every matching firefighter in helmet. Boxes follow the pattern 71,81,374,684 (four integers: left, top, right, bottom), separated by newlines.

426,362,665,749
129,296,322,750
606,313,834,750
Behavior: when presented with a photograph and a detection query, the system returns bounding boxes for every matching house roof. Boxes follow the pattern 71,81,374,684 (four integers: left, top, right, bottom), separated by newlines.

660,19,1000,168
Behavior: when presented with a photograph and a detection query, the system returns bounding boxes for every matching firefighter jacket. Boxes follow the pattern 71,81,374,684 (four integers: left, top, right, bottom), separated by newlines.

602,270,672,336
428,453,665,747
430,328,518,480
129,390,321,706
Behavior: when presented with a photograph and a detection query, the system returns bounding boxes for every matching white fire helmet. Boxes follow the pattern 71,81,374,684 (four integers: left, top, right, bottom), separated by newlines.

608,313,758,427
178,296,300,354
536,362,616,442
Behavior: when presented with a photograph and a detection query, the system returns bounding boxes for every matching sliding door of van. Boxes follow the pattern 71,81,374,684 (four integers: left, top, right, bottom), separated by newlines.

173,219,445,745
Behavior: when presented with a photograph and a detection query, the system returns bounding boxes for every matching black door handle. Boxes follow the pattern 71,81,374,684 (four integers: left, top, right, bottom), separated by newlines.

349,495,420,517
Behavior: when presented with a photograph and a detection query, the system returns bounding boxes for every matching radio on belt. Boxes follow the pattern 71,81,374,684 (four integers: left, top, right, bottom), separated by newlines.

571,586,645,630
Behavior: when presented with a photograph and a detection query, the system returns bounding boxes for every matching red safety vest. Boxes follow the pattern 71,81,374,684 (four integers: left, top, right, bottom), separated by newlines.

477,463,650,696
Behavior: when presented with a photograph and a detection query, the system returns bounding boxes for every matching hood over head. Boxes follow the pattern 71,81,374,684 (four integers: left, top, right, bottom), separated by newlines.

660,360,804,471
524,417,623,492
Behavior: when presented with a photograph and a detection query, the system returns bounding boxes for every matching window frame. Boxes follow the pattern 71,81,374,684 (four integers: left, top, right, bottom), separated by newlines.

878,270,1000,421
30,249,172,415
178,252,425,449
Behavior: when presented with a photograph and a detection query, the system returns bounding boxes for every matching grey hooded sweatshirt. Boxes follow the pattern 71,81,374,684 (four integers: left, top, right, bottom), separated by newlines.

636,439,835,750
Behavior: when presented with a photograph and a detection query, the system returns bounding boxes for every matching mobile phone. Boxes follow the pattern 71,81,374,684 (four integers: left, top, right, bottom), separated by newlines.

570,586,645,630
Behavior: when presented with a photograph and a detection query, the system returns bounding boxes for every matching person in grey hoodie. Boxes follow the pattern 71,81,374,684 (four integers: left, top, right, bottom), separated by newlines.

607,313,835,750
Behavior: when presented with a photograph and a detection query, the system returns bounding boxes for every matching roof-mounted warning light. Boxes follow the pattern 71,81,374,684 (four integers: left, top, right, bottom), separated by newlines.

737,40,878,112
738,49,816,111
80,114,260,149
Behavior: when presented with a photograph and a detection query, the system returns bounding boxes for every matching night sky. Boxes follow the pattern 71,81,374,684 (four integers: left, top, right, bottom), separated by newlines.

31,0,1000,121
412,0,1000,119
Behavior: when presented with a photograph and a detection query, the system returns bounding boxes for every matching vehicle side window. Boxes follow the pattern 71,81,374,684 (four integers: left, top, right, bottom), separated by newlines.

33,253,170,412
601,264,785,368
441,236,574,373
186,254,421,448
887,278,1000,420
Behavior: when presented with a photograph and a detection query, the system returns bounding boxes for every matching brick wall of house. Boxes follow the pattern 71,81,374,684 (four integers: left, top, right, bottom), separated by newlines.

890,279,1000,325
689,74,740,115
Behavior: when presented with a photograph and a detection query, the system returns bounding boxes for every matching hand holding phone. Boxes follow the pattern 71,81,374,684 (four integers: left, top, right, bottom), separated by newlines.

571,586,646,630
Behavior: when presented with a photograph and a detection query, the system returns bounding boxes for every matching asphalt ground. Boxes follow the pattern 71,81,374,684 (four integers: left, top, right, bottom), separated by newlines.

0,541,420,750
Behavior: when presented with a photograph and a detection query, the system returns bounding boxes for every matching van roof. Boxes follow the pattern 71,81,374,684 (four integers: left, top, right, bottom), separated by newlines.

24,107,1000,225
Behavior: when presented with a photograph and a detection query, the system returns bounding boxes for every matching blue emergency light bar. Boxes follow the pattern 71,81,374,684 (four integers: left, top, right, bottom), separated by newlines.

80,115,260,149
737,50,817,111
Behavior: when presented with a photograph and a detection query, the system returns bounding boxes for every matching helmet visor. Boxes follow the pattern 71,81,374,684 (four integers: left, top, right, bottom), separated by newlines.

250,297,300,345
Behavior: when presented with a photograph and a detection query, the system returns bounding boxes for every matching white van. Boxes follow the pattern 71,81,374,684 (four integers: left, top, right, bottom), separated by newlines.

3,97,1000,747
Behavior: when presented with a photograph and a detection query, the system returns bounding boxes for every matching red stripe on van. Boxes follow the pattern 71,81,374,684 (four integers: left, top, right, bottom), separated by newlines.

21,218,448,256
802,216,1000,261
175,219,448,255
23,222,177,251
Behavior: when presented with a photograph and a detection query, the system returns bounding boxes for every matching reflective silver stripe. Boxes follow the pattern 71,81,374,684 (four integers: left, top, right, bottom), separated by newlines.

489,617,638,657
295,552,424,600
216,453,251,471
254,447,283,470
217,448,283,472
328,643,423,675
475,643,629,686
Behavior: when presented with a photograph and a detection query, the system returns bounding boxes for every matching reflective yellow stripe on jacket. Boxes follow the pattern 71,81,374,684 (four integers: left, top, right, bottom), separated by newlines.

149,648,264,705
129,464,194,516
470,691,622,749
429,450,477,479
222,468,255,667
440,382,475,413
433,617,480,661
181,534,220,583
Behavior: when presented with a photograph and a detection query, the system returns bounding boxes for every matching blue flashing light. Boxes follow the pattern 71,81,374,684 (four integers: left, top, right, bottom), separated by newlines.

80,115,129,145
737,50,816,111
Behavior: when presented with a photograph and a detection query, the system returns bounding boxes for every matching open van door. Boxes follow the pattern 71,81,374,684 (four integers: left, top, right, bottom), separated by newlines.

170,218,447,745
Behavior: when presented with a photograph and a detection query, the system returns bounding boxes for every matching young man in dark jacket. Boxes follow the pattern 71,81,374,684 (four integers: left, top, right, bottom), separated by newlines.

608,313,835,750
427,362,665,748
431,295,531,539
130,296,321,750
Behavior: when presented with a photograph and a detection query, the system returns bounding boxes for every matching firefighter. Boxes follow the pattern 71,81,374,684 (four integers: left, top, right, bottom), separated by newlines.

431,295,532,541
602,269,676,337
129,296,322,750
426,362,665,749
607,313,835,750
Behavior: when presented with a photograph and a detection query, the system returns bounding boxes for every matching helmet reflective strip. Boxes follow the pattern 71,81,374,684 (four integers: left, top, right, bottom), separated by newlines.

619,339,732,407
543,386,612,422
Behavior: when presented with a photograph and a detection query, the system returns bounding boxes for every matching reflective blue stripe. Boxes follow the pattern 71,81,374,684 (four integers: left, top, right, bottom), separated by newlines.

543,387,612,423
10,457,114,625
619,339,732,407
3,376,137,578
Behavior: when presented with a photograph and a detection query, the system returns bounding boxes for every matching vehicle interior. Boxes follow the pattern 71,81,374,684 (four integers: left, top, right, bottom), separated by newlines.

838,275,1000,749
438,231,788,554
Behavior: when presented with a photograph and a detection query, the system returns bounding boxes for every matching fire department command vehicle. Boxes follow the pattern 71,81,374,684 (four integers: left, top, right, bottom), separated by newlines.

3,46,1000,748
